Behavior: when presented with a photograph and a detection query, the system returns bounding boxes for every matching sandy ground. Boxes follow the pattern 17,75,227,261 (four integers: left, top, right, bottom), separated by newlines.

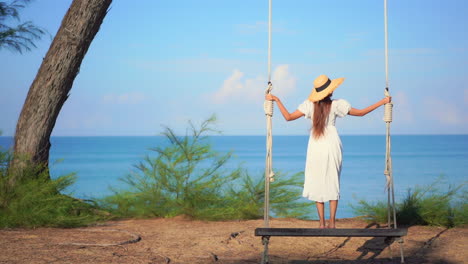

0,217,466,264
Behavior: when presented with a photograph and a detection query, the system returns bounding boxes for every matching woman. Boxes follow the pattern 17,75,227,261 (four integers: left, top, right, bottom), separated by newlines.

266,74,391,228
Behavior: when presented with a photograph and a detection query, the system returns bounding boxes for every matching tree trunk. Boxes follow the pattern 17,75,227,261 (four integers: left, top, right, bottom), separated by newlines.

11,0,112,180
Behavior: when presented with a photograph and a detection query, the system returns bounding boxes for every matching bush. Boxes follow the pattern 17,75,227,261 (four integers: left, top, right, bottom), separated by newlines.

0,148,105,228
352,178,467,228
101,116,313,220
352,199,389,224
224,171,313,220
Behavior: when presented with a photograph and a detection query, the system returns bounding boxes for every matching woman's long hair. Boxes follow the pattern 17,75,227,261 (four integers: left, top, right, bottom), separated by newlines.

313,95,332,139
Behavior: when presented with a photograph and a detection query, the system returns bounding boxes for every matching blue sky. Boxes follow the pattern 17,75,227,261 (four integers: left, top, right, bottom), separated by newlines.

1,0,467,136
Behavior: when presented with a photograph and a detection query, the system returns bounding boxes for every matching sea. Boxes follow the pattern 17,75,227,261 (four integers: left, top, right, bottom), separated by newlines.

1,135,466,219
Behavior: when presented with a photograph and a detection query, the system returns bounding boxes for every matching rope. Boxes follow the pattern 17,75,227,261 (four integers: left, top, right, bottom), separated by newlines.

384,0,389,89
383,3,404,262
383,0,394,224
263,0,274,230
383,0,397,227
267,0,272,82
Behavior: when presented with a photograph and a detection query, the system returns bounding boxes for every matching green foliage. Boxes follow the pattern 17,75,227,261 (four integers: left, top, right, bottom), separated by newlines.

0,149,106,228
0,0,46,53
352,178,467,228
101,115,238,219
352,199,389,224
451,189,468,227
101,116,313,220
224,171,314,220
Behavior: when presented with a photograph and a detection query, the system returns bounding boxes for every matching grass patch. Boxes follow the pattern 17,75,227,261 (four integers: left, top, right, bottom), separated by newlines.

100,116,313,220
352,178,467,228
0,148,106,228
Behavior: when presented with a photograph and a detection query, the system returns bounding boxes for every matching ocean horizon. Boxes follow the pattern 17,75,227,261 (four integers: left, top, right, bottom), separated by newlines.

1,135,467,219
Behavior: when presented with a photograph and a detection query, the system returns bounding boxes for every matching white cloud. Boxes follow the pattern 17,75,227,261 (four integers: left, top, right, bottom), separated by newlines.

423,97,464,125
210,69,263,104
209,65,296,104
102,92,146,104
271,64,296,97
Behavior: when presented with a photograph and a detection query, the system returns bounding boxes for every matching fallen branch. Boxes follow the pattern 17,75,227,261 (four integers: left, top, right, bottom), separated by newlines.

59,229,141,247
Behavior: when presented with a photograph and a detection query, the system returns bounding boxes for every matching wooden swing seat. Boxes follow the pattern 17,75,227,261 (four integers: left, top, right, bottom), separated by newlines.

255,227,407,237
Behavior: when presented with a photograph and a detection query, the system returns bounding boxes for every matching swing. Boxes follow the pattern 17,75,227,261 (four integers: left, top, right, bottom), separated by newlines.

257,1,408,263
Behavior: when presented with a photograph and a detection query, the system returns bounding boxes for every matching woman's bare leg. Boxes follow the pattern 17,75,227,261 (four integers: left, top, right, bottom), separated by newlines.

315,202,326,228
328,200,338,228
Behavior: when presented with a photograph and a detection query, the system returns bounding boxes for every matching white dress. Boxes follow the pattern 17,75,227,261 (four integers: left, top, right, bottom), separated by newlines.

297,99,351,202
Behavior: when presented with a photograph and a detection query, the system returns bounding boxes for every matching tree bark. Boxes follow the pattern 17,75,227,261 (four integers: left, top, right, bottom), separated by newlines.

11,0,112,180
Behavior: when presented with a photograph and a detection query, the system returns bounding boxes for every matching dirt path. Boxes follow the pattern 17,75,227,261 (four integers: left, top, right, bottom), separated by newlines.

0,217,466,263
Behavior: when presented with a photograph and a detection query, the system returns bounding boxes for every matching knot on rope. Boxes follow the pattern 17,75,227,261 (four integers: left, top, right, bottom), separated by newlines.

384,102,393,123
383,87,392,123
384,169,391,190
264,82,274,116
269,171,275,182
264,100,274,116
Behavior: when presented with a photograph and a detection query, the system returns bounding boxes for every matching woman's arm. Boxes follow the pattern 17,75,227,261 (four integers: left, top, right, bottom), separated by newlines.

348,97,391,117
266,94,304,121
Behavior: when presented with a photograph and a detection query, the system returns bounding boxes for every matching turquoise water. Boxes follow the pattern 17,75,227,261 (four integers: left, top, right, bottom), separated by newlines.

1,135,467,218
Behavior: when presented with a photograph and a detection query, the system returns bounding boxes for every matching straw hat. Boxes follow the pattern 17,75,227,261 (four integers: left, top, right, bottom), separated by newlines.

308,74,345,102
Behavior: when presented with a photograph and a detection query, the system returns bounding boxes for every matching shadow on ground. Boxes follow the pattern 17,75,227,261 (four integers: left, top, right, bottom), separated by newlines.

233,223,455,264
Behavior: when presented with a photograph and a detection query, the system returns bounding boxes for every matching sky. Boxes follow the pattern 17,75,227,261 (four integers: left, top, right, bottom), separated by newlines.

1,0,467,136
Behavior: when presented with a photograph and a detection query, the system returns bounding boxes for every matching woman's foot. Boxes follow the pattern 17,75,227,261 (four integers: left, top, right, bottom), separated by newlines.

328,221,336,229
319,219,326,229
